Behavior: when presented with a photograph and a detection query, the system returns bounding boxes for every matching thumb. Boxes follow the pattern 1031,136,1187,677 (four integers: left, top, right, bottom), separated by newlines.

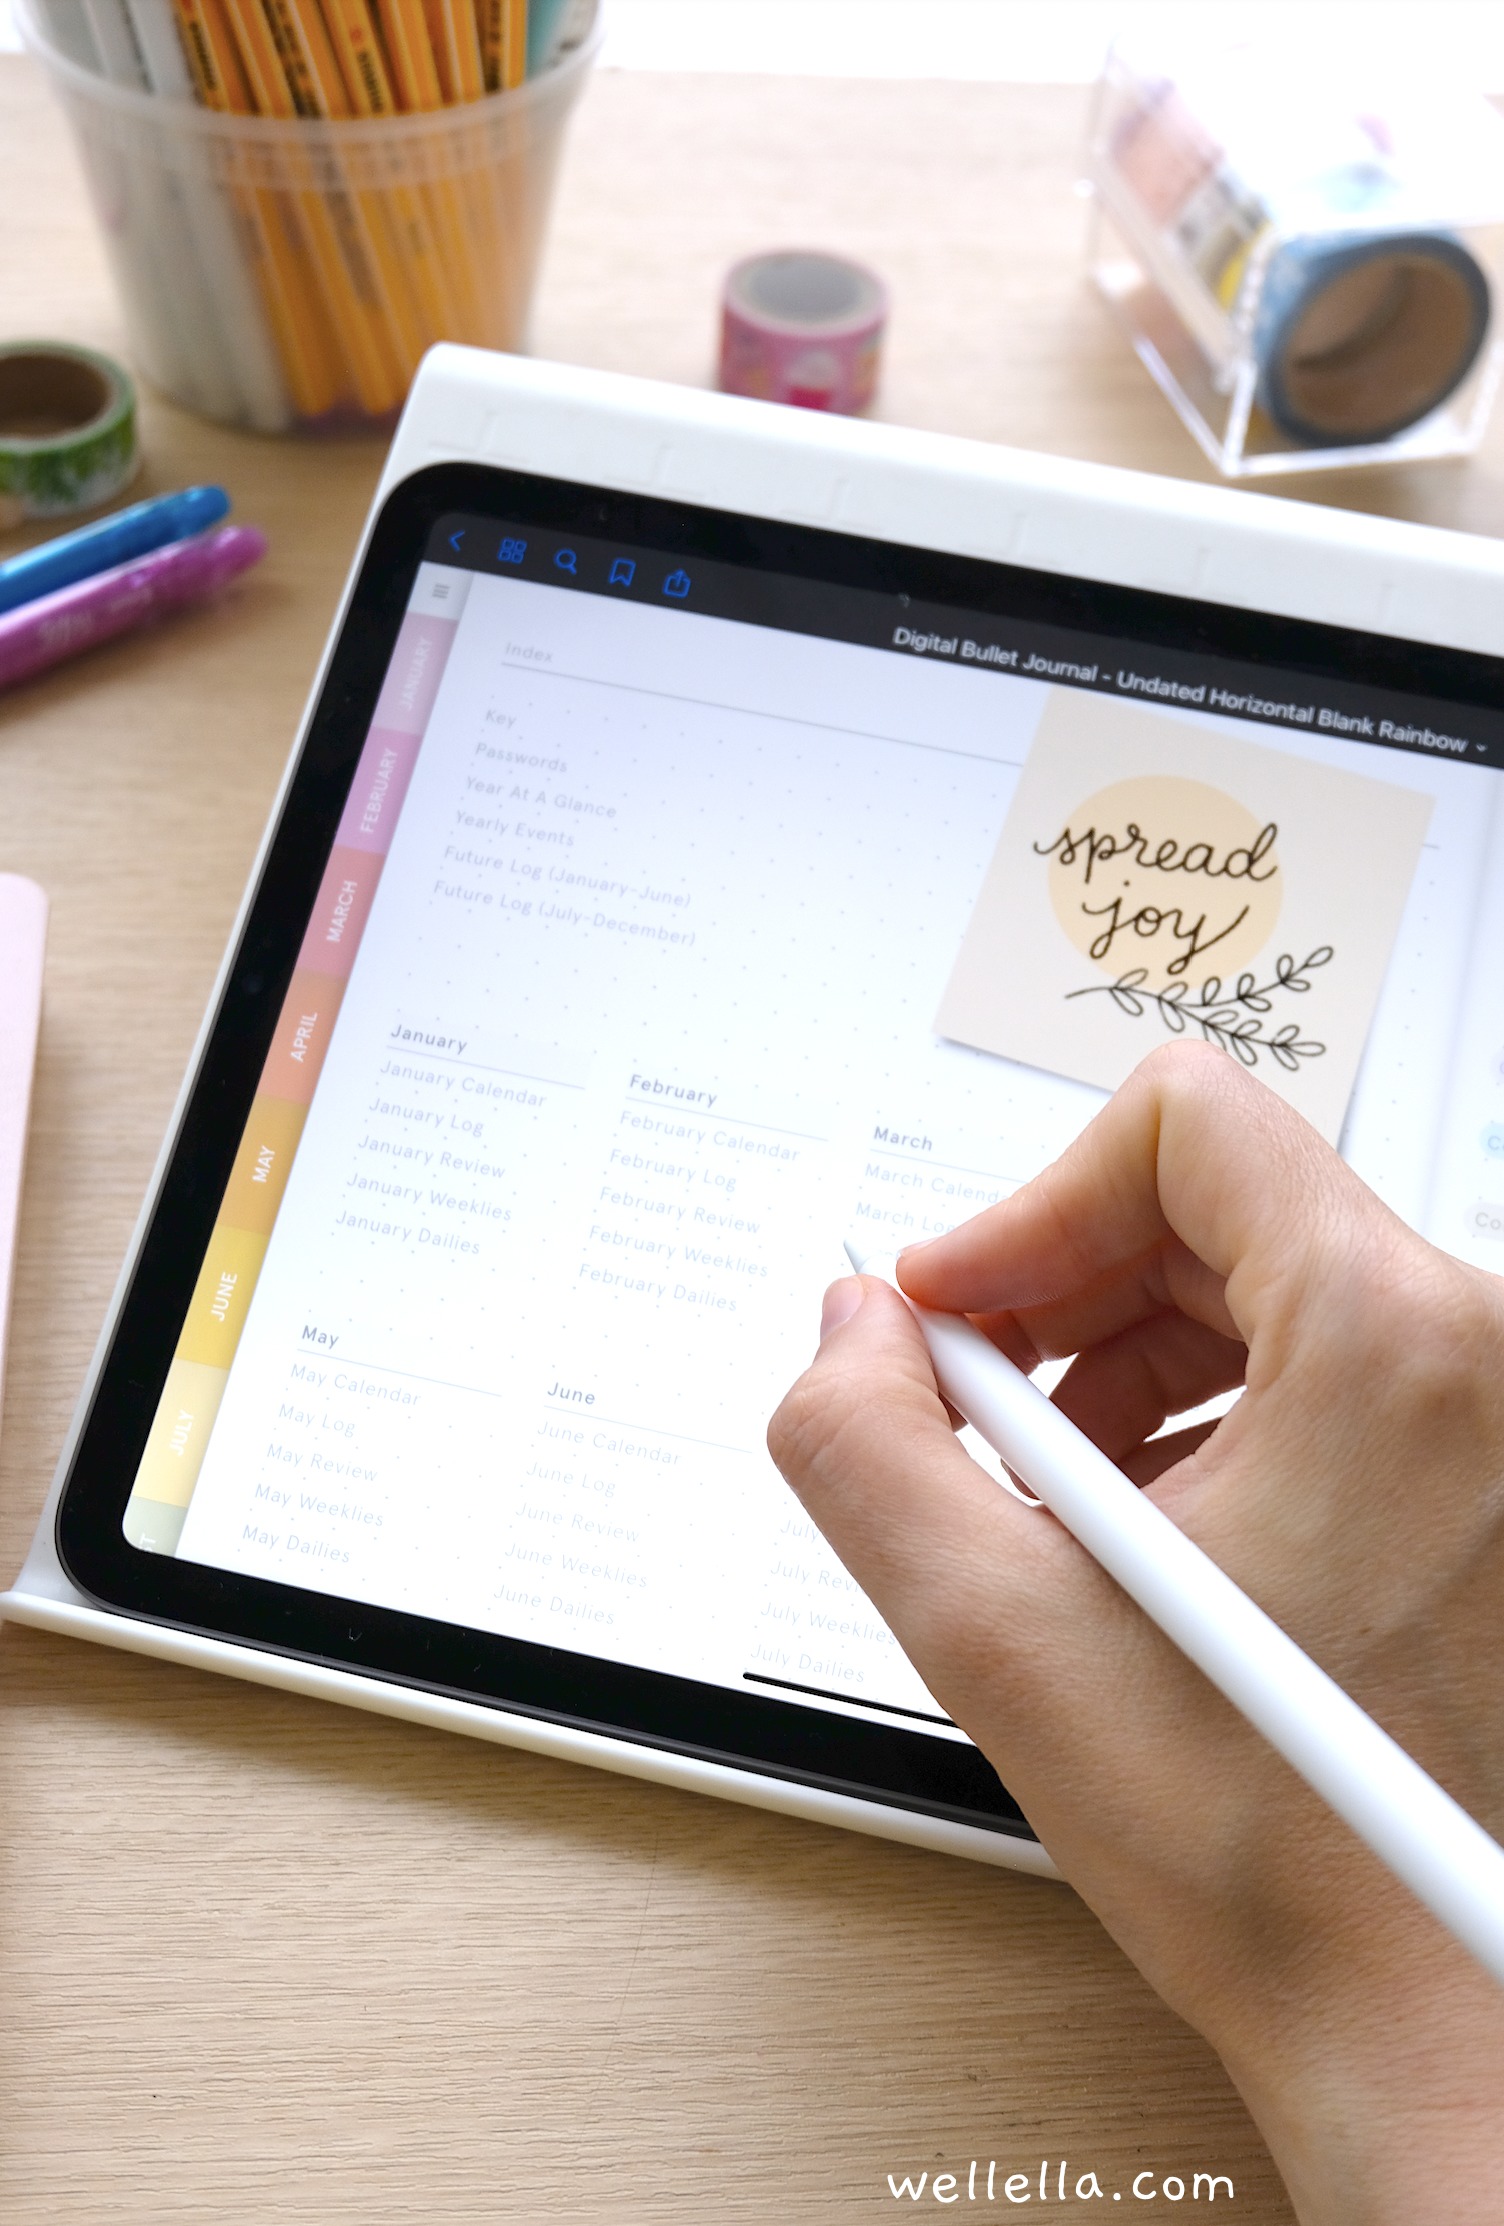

768,1275,1134,1729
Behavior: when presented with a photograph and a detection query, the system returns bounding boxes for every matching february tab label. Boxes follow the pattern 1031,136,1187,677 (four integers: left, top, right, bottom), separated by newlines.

335,727,421,855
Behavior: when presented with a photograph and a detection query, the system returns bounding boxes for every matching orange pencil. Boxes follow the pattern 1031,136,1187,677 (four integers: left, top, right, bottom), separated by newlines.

321,0,479,343
425,0,486,103
318,0,397,115
170,0,340,416
172,0,252,104
261,0,337,112
223,0,403,413
262,0,434,384
371,0,445,109
221,1,301,119
478,0,530,348
504,0,527,91
469,1,525,347
471,0,528,349
371,0,488,331
475,0,525,92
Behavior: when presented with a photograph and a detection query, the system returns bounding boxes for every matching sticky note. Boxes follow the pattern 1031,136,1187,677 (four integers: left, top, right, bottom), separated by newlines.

935,694,1433,1142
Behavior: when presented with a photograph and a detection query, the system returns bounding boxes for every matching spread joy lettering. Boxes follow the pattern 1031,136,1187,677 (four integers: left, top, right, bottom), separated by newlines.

1037,775,1326,1072
935,696,1433,1141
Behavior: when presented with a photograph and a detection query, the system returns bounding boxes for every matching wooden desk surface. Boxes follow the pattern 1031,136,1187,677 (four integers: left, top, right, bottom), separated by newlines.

7,54,1501,2225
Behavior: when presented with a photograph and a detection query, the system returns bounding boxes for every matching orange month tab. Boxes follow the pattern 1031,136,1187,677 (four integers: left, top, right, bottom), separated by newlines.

220,1094,310,1235
260,969,348,1105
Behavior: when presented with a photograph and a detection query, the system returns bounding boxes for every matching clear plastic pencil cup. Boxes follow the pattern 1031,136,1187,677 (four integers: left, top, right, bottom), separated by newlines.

1084,32,1504,477
20,0,598,434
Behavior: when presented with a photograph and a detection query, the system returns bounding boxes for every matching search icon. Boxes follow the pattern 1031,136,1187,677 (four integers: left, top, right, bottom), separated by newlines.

554,548,578,575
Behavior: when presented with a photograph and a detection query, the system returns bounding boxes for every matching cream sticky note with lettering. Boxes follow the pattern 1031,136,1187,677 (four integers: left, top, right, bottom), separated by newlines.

935,693,1432,1142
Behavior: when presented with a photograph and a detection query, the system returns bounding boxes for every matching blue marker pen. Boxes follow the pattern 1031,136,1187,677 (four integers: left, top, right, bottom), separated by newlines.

0,484,231,616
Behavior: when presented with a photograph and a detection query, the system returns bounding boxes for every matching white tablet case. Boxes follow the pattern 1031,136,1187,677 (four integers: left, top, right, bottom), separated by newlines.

7,347,1504,1876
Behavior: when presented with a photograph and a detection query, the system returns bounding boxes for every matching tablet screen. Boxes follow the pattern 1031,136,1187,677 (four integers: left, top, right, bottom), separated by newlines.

65,466,1504,1827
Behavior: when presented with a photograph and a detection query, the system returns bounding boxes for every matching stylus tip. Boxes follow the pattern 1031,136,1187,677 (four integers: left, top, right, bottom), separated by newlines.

842,1236,868,1273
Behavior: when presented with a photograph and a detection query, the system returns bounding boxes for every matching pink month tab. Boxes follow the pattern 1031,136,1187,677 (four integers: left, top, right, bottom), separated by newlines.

372,613,456,736
335,727,420,855
296,847,382,979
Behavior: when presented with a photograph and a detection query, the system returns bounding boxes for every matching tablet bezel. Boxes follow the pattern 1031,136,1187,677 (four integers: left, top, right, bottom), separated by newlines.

49,452,1504,1843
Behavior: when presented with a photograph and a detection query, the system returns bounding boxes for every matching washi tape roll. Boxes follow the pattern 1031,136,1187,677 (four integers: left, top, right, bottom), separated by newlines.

720,251,888,415
1255,233,1491,448
1100,55,1499,457
0,342,139,529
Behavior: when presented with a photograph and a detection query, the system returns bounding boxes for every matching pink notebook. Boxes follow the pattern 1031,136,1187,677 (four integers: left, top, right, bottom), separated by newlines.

0,875,47,1443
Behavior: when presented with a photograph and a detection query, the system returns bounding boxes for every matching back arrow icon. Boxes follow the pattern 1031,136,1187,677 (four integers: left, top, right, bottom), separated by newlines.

449,529,465,551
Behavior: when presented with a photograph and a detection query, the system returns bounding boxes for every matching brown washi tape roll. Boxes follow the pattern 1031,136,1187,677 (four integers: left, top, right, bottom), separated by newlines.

0,341,140,529
1254,234,1491,447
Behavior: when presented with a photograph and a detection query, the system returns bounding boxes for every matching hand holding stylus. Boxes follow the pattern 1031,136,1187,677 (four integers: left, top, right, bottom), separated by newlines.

769,1042,1504,2226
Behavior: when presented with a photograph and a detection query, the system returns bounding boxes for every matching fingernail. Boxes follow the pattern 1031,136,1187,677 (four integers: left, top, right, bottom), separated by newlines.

819,1276,864,1343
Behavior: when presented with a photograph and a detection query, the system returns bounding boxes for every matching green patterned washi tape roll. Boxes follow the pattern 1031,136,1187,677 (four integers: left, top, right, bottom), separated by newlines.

0,342,139,528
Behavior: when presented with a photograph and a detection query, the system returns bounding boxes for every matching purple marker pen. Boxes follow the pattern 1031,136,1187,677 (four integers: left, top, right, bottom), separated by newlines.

0,524,267,693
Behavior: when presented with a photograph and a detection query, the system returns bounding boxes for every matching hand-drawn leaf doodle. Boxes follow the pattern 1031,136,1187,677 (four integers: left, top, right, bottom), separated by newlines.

1064,949,1333,1070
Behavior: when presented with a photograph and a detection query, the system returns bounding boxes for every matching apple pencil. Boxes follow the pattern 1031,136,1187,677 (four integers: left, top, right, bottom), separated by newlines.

846,1242,1504,1991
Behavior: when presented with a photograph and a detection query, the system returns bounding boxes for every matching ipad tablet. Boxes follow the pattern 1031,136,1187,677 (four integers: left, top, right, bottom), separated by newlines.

12,352,1504,1869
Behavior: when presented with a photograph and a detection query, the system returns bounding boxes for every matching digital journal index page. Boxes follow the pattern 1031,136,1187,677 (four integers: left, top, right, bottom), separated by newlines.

121,520,1504,1738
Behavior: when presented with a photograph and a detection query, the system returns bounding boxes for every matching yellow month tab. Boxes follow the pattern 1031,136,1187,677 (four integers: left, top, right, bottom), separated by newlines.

220,1095,308,1236
129,1357,231,1510
177,1223,269,1371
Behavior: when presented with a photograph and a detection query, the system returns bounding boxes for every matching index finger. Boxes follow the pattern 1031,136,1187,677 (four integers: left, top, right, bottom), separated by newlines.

897,1042,1366,1351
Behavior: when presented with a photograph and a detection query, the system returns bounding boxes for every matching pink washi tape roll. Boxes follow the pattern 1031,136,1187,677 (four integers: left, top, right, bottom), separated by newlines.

719,250,888,415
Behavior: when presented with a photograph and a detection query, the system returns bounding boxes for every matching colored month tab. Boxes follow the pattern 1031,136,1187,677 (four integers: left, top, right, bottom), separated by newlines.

177,1224,270,1371
297,846,383,980
262,969,347,1105
336,727,421,854
220,1095,309,1235
128,1358,230,1516
372,611,457,736
129,590,459,1553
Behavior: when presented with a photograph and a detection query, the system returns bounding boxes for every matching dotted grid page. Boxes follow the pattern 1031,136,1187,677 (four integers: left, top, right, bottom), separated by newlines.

173,564,1498,1730
1418,773,1504,1268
